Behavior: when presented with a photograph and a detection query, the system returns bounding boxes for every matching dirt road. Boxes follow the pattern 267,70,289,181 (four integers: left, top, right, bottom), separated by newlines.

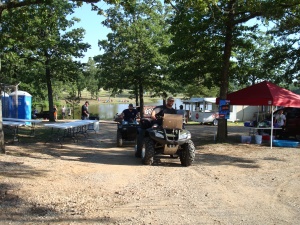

1,122,300,224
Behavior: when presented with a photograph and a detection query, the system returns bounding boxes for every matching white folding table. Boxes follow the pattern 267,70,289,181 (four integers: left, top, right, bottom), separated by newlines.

3,121,26,142
44,120,98,147
3,118,43,136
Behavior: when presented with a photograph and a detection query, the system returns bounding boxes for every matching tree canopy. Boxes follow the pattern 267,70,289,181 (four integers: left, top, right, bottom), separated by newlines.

0,0,95,153
1,0,90,122
166,0,300,141
95,0,174,116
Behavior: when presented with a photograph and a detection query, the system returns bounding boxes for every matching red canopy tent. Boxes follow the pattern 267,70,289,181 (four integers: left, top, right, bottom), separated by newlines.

216,81,300,148
216,81,300,107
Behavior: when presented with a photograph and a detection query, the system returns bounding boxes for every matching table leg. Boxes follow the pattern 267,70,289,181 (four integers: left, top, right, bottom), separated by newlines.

13,126,19,143
30,123,36,137
45,127,63,146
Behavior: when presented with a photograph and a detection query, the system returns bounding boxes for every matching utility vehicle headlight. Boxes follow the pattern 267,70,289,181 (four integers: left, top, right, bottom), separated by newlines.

179,132,191,139
155,132,164,138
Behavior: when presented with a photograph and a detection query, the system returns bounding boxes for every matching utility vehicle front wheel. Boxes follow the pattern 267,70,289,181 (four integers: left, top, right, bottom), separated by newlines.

142,137,155,165
180,140,195,167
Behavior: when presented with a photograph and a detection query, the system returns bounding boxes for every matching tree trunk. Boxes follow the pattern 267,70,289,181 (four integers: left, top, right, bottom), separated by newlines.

139,83,144,118
0,96,5,154
217,1,235,142
45,57,55,122
0,9,5,152
135,84,139,107
0,32,5,152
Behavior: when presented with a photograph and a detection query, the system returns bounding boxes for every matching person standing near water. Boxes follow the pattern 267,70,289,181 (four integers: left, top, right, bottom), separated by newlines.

81,101,89,120
53,105,58,120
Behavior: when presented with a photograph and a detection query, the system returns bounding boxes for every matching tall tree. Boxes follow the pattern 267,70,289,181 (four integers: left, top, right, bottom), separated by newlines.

0,0,104,153
166,0,300,142
95,0,174,117
264,3,300,85
84,58,99,99
233,31,275,86
1,0,90,122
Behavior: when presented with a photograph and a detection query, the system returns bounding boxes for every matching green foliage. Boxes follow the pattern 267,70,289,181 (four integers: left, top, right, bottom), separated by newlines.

1,0,90,121
166,0,300,141
0,0,138,152
232,31,277,86
264,2,300,85
95,0,174,105
167,0,299,93
32,100,49,112
65,93,80,119
183,84,219,98
83,58,99,99
65,93,81,106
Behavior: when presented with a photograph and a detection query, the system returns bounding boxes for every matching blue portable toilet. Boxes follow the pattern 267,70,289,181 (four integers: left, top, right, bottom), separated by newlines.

9,91,32,120
1,91,10,118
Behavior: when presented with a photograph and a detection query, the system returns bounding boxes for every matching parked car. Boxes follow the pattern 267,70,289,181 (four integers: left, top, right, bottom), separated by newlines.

273,107,300,140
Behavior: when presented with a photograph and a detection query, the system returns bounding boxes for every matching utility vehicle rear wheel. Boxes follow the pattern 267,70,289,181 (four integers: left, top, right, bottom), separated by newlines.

117,130,123,147
142,137,155,165
180,140,195,167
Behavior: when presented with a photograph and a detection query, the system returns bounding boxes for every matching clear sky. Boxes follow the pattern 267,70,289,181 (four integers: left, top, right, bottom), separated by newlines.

69,3,111,63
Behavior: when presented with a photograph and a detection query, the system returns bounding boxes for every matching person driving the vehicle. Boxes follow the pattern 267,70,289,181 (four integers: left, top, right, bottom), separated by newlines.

121,103,139,122
151,96,177,125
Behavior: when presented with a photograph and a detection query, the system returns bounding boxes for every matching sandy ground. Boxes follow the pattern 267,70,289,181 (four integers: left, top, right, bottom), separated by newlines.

1,122,300,225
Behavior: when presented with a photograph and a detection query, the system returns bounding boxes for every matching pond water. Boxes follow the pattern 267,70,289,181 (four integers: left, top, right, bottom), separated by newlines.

69,98,184,120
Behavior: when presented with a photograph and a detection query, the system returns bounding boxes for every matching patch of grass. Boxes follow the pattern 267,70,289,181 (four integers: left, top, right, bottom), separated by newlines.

186,121,200,125
227,121,245,126
4,124,54,144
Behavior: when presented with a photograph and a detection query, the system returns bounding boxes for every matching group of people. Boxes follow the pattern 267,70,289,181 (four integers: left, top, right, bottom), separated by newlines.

49,101,90,121
53,105,72,120
79,97,183,123
120,96,186,127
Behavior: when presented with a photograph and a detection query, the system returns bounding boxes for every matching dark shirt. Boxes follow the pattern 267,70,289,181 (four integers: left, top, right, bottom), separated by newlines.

122,108,138,122
81,104,89,117
152,105,177,125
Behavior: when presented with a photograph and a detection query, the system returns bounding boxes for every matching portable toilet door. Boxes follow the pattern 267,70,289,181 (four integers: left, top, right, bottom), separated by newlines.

9,91,32,120
1,91,10,118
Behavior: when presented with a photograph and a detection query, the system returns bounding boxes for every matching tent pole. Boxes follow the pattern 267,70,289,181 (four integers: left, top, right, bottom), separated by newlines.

270,107,273,149
257,106,259,126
